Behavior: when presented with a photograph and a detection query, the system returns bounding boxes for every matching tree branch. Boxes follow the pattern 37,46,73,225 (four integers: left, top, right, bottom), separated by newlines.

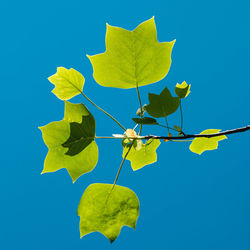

96,125,250,140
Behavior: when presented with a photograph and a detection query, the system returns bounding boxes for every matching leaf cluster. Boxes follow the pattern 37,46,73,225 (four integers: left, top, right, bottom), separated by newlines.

40,18,229,242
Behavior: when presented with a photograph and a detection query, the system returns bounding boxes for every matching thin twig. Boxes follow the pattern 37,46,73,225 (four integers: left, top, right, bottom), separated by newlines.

80,91,126,131
105,140,135,205
164,116,170,134
136,84,143,135
180,99,184,130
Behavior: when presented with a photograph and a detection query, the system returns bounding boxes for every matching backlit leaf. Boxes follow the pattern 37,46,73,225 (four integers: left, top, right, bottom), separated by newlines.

146,86,180,118
48,67,84,100
39,102,98,182
175,81,190,98
123,139,161,171
77,183,139,243
189,129,227,155
88,17,175,89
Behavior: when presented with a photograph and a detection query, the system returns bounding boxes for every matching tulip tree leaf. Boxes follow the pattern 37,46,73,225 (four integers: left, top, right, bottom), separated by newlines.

175,81,191,98
87,17,175,89
48,67,84,100
146,86,180,118
77,183,139,243
189,129,227,155
123,139,161,171
39,102,98,182
132,117,158,125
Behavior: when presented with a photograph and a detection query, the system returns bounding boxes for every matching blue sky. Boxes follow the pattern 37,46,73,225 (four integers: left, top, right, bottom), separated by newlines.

0,0,250,249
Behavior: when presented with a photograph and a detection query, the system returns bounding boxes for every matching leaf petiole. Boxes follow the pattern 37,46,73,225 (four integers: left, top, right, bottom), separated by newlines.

80,91,126,131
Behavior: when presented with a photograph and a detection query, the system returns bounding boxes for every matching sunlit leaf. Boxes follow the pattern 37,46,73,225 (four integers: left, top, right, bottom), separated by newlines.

48,67,84,100
175,81,190,98
146,86,180,118
77,183,139,243
39,102,98,182
189,129,227,155
132,117,158,125
123,139,161,171
87,17,175,89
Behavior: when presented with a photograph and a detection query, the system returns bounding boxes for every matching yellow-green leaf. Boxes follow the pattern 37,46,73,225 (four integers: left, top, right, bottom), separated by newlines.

88,17,175,89
123,139,161,170
48,67,84,100
39,102,98,182
77,183,139,243
189,129,227,155
175,81,191,98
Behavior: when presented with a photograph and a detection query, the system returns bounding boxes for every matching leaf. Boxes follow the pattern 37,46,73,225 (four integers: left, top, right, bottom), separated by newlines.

175,81,191,98
87,17,175,89
48,67,84,100
123,139,161,171
77,183,139,243
189,129,227,155
39,102,98,182
132,117,158,125
146,86,180,118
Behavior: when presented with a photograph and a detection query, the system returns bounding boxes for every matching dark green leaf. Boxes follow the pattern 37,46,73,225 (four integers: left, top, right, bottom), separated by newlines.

146,86,180,118
132,117,158,125
175,81,190,98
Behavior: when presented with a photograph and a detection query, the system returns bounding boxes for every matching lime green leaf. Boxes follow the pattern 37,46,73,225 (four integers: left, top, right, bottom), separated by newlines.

189,129,227,155
175,81,191,98
87,17,175,89
123,139,161,171
132,117,158,125
146,86,180,118
48,67,84,100
39,102,98,182
77,183,139,243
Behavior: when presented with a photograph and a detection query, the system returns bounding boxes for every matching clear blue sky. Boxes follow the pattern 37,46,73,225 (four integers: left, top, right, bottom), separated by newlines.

1,0,250,249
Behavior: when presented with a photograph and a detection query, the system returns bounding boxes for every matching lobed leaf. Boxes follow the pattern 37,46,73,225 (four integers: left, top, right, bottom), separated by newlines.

77,183,139,243
189,129,227,155
48,67,84,100
39,102,98,182
146,86,180,118
123,139,161,171
87,17,175,89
